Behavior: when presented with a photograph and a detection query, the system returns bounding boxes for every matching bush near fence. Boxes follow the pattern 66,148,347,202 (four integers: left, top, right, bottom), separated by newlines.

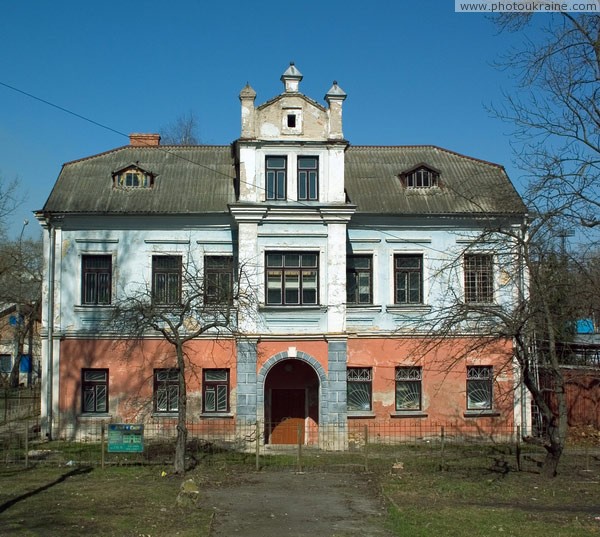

2,418,598,475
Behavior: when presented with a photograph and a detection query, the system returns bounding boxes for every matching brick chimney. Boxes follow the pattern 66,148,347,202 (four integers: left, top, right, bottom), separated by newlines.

129,133,161,147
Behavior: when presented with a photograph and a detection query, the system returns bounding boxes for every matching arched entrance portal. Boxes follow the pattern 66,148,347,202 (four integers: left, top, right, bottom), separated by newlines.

265,359,319,444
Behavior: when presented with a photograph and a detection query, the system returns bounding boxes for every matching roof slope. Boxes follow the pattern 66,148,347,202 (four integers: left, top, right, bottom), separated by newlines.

42,145,235,214
345,146,526,215
41,144,526,217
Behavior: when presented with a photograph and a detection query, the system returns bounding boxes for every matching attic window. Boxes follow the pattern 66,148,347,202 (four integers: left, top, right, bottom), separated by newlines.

113,167,154,189
401,166,439,189
287,114,296,128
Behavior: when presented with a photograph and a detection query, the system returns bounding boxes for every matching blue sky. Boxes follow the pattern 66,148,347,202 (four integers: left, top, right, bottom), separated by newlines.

0,1,540,238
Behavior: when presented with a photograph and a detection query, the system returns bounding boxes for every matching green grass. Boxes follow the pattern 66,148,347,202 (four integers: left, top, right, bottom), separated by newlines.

1,443,598,536
379,445,600,536
0,465,213,537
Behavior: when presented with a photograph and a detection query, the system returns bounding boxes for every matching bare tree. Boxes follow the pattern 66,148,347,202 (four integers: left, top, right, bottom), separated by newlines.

493,14,599,232
415,215,575,477
460,13,600,476
0,231,43,388
0,174,23,241
108,255,254,474
159,111,201,145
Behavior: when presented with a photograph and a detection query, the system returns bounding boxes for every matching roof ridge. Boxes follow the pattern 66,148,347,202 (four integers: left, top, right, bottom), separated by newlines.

347,144,505,170
62,144,230,167
62,145,129,167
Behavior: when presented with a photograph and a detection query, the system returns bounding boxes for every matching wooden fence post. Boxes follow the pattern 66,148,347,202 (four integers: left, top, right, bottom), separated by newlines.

24,419,29,468
255,421,260,471
440,425,445,470
101,423,105,470
297,423,303,473
364,424,369,472
516,425,522,472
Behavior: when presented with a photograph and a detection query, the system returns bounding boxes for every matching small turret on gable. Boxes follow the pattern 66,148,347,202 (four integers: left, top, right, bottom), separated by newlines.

325,81,347,140
281,62,303,93
239,83,257,139
237,63,347,143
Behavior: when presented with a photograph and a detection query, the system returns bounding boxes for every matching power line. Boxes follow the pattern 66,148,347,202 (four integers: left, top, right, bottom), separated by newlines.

0,80,129,140
0,79,513,260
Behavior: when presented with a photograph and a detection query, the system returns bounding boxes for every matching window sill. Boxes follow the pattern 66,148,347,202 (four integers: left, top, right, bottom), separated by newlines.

463,410,500,418
386,305,432,314
151,413,179,419
75,305,115,310
200,412,234,419
78,413,112,420
390,411,428,419
259,305,327,313
347,304,383,312
347,411,376,419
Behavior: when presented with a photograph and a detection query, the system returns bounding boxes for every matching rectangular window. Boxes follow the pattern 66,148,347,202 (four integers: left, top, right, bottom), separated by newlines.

266,156,287,200
204,256,234,304
395,366,422,411
347,255,373,304
347,367,372,412
266,252,318,306
152,255,182,305
82,368,108,413
394,254,423,304
297,156,318,201
82,255,112,305
203,369,230,413
464,254,494,303
154,368,179,413
466,366,493,410
0,354,11,373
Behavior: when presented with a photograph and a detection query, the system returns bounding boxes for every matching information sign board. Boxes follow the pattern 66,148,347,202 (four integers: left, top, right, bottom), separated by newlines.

107,424,144,453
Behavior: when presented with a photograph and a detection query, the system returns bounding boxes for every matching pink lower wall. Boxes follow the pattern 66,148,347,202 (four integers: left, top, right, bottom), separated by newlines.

57,335,515,434
347,337,515,426
58,338,237,423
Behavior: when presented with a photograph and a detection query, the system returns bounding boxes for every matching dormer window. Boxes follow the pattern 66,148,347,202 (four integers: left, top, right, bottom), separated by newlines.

400,165,440,189
113,166,154,189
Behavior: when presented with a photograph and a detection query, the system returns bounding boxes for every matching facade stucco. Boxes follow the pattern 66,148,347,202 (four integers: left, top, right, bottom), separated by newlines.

37,65,528,445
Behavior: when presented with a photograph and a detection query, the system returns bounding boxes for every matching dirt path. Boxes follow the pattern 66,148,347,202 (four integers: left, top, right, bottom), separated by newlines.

203,471,393,537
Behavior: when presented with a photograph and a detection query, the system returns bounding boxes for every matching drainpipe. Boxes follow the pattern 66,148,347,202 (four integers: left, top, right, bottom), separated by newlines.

45,221,56,440
518,215,528,436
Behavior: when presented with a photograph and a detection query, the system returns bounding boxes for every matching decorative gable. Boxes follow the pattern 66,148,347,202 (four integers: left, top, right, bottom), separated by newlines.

112,164,155,189
399,164,441,189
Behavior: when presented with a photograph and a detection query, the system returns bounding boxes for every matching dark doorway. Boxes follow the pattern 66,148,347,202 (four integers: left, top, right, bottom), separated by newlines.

270,389,306,444
265,359,319,445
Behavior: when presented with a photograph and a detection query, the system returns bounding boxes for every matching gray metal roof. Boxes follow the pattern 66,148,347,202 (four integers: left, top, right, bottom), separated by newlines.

41,144,525,217
42,145,236,214
345,146,526,215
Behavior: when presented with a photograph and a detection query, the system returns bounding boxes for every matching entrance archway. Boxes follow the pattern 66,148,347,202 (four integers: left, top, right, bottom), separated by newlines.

264,359,319,444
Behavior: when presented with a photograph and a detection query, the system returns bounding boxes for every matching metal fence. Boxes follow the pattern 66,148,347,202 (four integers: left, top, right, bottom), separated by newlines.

0,387,40,424
2,418,598,474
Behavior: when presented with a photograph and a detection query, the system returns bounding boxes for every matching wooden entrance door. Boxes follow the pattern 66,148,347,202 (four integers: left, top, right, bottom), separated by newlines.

269,389,306,444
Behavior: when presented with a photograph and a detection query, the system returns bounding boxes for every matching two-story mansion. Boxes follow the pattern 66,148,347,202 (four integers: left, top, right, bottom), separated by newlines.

37,64,528,445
